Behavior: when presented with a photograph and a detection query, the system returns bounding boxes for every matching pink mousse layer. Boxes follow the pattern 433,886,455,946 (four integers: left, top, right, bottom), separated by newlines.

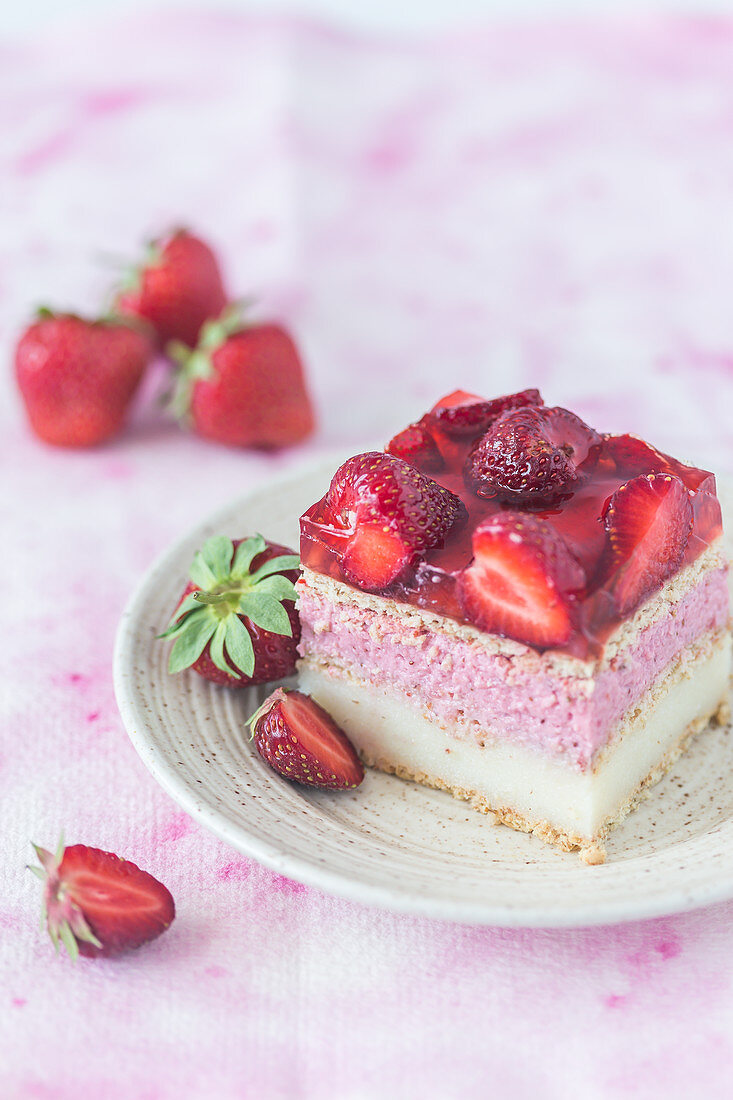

298,568,729,771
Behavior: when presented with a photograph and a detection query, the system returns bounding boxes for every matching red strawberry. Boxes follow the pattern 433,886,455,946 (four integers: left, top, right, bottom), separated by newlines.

604,434,717,496
603,433,677,476
428,388,543,438
160,534,301,687
386,417,443,471
457,512,585,647
169,307,314,448
322,451,466,590
29,839,175,960
465,405,600,502
114,228,227,348
15,310,151,447
249,687,364,789
602,473,693,615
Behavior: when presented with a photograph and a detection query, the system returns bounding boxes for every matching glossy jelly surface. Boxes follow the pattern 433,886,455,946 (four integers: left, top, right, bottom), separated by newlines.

300,396,723,657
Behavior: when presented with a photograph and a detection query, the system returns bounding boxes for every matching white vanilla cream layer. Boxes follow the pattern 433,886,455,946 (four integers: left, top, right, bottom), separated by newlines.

299,632,731,847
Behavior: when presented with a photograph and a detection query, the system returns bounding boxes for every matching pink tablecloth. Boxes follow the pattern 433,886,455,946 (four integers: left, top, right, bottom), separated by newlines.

3,11,733,1098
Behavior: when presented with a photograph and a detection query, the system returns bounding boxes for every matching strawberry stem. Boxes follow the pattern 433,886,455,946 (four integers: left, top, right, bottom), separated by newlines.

193,591,230,605
161,536,299,679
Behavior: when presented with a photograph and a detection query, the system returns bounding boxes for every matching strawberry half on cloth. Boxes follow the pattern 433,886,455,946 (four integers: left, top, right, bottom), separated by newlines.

29,839,175,960
160,534,301,687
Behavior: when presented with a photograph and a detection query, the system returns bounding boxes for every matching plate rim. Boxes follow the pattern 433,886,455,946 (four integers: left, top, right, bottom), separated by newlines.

113,462,733,928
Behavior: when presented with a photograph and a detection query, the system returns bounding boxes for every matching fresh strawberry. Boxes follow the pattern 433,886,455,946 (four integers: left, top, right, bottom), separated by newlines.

168,306,314,448
386,417,443,471
602,473,693,614
457,512,585,647
428,388,543,438
114,228,227,348
160,534,301,687
249,687,364,789
322,451,466,590
15,310,151,447
465,405,600,502
29,839,175,960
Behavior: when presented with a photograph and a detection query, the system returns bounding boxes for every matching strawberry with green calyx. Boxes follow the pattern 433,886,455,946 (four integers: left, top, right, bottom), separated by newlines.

28,838,175,960
167,305,315,449
114,228,227,349
15,309,152,447
160,534,301,686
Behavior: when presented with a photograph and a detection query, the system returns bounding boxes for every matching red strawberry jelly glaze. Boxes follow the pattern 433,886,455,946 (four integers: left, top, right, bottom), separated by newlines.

300,420,722,658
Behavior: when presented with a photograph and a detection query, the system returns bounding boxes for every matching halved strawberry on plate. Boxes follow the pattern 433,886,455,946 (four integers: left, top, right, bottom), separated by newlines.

249,688,364,790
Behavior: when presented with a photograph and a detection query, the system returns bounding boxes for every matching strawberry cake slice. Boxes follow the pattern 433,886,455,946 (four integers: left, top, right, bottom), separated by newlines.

297,390,731,862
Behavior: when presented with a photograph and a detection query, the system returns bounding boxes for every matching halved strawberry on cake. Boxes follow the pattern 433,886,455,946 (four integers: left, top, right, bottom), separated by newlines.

297,390,731,863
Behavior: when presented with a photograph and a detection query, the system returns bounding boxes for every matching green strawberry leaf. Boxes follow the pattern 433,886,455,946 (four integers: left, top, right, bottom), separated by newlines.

224,615,256,677
231,534,266,578
253,574,298,603
199,321,227,350
166,324,218,422
209,620,239,677
162,532,300,679
168,611,217,674
158,614,197,641
249,554,299,584
158,593,202,638
166,340,190,367
196,305,243,354
187,350,214,381
189,551,218,590
238,593,293,636
58,921,79,964
200,535,234,583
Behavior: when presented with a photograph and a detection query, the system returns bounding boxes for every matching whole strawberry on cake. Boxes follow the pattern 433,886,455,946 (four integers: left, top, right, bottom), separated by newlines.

297,389,731,863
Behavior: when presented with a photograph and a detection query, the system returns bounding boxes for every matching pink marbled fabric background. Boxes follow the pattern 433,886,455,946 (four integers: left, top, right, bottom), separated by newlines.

3,10,733,1098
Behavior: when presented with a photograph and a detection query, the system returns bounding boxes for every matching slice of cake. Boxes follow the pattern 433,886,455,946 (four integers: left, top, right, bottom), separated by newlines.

297,389,731,862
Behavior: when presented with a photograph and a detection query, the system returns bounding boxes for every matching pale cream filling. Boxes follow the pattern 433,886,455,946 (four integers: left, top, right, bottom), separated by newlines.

298,631,731,846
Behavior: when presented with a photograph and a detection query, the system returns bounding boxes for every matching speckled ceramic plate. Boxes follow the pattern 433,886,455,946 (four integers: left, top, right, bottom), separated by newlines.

114,464,733,927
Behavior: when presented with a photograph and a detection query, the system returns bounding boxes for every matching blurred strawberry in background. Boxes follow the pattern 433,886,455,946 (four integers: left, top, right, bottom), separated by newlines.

114,228,228,348
15,227,315,450
168,305,315,448
14,310,152,447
